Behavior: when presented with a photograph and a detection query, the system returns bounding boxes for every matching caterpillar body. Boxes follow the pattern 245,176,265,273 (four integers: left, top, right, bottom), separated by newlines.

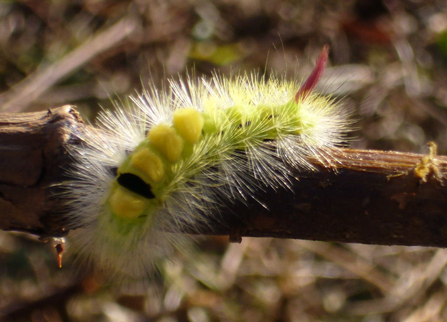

66,46,350,285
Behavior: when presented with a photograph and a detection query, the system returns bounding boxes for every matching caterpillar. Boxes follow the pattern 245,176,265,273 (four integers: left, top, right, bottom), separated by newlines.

64,46,350,286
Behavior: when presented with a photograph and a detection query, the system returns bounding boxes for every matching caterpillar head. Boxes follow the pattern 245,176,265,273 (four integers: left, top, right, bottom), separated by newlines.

108,108,205,221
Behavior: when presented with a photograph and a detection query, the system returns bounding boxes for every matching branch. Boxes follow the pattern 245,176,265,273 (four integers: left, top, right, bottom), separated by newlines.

1,106,447,248
0,106,85,237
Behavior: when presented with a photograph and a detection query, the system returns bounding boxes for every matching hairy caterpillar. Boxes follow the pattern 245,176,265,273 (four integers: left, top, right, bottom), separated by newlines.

65,46,350,285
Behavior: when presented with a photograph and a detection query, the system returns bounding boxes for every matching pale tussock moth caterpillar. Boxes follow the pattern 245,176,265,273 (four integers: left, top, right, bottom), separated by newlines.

64,46,351,286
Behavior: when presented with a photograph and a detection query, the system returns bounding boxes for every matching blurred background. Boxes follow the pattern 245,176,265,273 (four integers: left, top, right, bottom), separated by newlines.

2,0,447,321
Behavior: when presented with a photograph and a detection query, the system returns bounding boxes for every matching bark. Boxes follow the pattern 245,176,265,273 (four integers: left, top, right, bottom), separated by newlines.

1,106,447,247
0,106,84,237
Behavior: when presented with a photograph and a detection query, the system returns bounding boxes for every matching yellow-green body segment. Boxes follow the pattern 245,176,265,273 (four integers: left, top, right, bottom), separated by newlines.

108,102,306,221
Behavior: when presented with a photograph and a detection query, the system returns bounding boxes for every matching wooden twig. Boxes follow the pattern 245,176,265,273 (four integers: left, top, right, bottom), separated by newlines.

0,106,84,237
1,106,447,247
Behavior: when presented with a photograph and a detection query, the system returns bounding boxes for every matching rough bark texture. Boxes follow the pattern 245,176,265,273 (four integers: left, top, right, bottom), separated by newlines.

1,106,447,247
217,149,447,247
0,106,84,237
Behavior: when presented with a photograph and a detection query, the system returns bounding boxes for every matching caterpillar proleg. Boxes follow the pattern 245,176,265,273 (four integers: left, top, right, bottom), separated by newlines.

65,46,350,285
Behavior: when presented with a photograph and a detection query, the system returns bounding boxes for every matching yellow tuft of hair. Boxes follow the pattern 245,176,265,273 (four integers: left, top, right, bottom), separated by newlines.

130,147,164,183
173,108,204,143
148,124,184,162
109,186,147,220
